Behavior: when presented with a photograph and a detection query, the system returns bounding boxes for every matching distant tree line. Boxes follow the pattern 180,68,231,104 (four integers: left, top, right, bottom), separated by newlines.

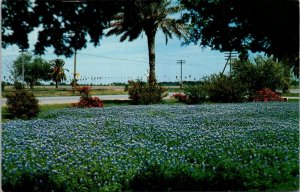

8,52,68,89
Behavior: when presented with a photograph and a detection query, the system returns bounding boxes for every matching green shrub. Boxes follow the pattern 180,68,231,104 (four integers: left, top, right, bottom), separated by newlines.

13,82,25,90
2,81,6,91
183,84,208,104
125,80,168,104
203,73,245,103
232,56,291,94
6,89,40,119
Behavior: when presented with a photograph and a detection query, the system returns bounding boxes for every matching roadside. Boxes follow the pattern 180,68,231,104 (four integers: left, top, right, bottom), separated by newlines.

1,93,178,106
1,93,298,106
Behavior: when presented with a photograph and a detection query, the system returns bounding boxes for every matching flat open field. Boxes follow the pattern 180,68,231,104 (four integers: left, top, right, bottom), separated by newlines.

2,85,183,97
2,86,128,97
2,102,298,191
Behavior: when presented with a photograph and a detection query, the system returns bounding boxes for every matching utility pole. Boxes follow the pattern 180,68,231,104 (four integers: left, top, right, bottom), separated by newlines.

19,48,27,88
73,48,77,93
177,59,185,89
222,51,238,75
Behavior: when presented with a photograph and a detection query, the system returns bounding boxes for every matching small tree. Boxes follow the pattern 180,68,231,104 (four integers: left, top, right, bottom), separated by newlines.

203,73,245,103
11,52,52,89
50,59,69,88
232,56,291,95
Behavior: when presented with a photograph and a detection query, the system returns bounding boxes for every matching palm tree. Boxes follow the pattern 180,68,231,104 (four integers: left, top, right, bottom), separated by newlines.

106,0,188,85
50,59,68,88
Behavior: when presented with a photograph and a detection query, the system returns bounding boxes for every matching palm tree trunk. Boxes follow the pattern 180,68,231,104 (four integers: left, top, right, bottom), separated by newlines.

147,33,156,86
55,81,58,88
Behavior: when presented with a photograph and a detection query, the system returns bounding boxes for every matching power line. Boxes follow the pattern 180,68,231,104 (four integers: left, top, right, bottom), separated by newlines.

222,51,238,75
77,53,148,64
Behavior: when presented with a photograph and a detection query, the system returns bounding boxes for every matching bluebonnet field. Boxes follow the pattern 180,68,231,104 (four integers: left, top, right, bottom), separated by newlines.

2,102,299,191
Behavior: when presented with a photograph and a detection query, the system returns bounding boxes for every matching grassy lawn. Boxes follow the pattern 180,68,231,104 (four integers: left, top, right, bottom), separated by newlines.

2,85,182,97
2,100,133,122
282,92,299,97
2,86,127,97
290,85,299,89
2,98,298,122
2,102,298,191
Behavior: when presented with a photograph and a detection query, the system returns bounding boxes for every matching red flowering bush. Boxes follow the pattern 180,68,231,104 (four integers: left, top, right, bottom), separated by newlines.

72,86,103,108
173,93,188,103
253,88,284,102
77,86,92,99
74,97,104,108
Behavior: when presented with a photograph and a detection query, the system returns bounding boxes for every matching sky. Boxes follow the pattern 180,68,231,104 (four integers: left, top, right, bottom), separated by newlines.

2,28,229,85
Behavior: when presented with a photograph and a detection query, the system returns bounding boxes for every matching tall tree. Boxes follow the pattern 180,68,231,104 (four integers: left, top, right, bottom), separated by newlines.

2,0,121,57
50,59,69,88
2,0,37,50
181,0,299,76
33,0,122,57
12,53,51,89
106,0,188,85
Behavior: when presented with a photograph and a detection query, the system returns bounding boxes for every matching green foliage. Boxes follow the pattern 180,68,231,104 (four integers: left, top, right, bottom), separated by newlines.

13,82,25,90
181,0,299,76
203,73,245,103
6,89,40,119
11,52,52,89
232,56,291,95
125,80,168,105
290,79,299,86
183,83,207,104
2,1,36,50
107,0,188,84
2,1,120,57
2,81,6,91
50,59,68,88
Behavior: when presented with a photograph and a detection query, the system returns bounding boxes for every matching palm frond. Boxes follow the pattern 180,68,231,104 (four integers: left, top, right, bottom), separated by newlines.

159,18,189,44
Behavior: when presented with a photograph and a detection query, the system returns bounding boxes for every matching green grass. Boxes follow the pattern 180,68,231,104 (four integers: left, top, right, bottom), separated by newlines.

2,100,132,122
2,104,73,122
282,92,299,97
165,87,182,92
102,100,132,107
290,85,299,89
287,99,299,102
3,86,127,97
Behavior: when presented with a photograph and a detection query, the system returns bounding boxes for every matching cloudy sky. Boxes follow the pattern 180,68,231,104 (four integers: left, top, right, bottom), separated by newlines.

2,28,228,84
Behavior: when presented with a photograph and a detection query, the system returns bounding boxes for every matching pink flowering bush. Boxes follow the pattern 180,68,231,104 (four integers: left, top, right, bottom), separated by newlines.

253,88,284,102
72,86,103,108
173,93,188,103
